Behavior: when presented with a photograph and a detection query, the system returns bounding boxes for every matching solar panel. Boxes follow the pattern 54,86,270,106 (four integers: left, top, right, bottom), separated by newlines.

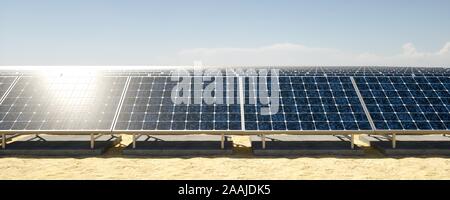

114,76,242,131
355,76,450,130
244,76,372,131
1,67,450,133
277,67,450,77
104,70,174,77
0,75,127,130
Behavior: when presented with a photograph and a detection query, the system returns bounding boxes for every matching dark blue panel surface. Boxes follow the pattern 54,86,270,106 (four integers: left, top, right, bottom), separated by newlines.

355,76,450,130
114,76,242,130
244,76,371,131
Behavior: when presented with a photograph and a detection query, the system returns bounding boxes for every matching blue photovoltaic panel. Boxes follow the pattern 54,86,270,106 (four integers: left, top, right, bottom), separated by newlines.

277,67,450,77
114,76,242,131
0,67,449,133
355,76,450,130
244,76,372,130
0,75,127,130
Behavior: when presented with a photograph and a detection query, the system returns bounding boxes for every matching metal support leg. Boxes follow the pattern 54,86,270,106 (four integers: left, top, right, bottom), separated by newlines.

220,134,225,149
392,134,396,149
261,134,266,149
132,133,136,149
351,134,355,149
90,133,95,149
1,134,5,149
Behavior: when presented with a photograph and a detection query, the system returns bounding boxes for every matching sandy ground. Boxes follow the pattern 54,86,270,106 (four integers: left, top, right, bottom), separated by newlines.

1,136,450,180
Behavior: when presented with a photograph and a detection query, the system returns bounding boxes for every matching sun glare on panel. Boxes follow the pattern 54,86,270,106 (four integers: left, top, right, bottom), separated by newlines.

39,69,100,108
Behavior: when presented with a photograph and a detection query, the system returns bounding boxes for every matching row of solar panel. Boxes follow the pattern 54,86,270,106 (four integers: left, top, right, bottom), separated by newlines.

6,67,450,77
1,74,450,131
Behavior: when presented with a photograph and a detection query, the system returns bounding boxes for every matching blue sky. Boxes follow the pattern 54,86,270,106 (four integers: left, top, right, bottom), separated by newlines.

1,0,449,66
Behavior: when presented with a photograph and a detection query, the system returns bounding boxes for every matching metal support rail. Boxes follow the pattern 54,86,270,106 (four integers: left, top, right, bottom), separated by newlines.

238,76,245,131
350,76,376,130
0,76,20,104
110,76,131,131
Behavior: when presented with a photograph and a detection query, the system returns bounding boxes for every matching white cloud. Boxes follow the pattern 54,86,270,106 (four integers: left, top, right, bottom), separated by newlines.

402,43,418,56
438,42,450,55
174,42,450,67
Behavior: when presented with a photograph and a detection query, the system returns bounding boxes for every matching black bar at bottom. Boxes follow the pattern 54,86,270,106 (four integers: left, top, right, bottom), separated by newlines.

0,180,447,199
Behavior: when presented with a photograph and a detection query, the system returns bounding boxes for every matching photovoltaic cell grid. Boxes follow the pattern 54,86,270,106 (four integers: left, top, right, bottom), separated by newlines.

100,67,450,78
0,76,17,100
355,76,450,130
244,76,372,130
0,75,127,130
103,69,241,77
104,70,174,77
114,76,242,130
1,67,450,133
277,67,450,77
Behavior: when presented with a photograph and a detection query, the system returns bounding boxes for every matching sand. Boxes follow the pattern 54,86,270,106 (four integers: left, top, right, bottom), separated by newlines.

1,136,450,180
